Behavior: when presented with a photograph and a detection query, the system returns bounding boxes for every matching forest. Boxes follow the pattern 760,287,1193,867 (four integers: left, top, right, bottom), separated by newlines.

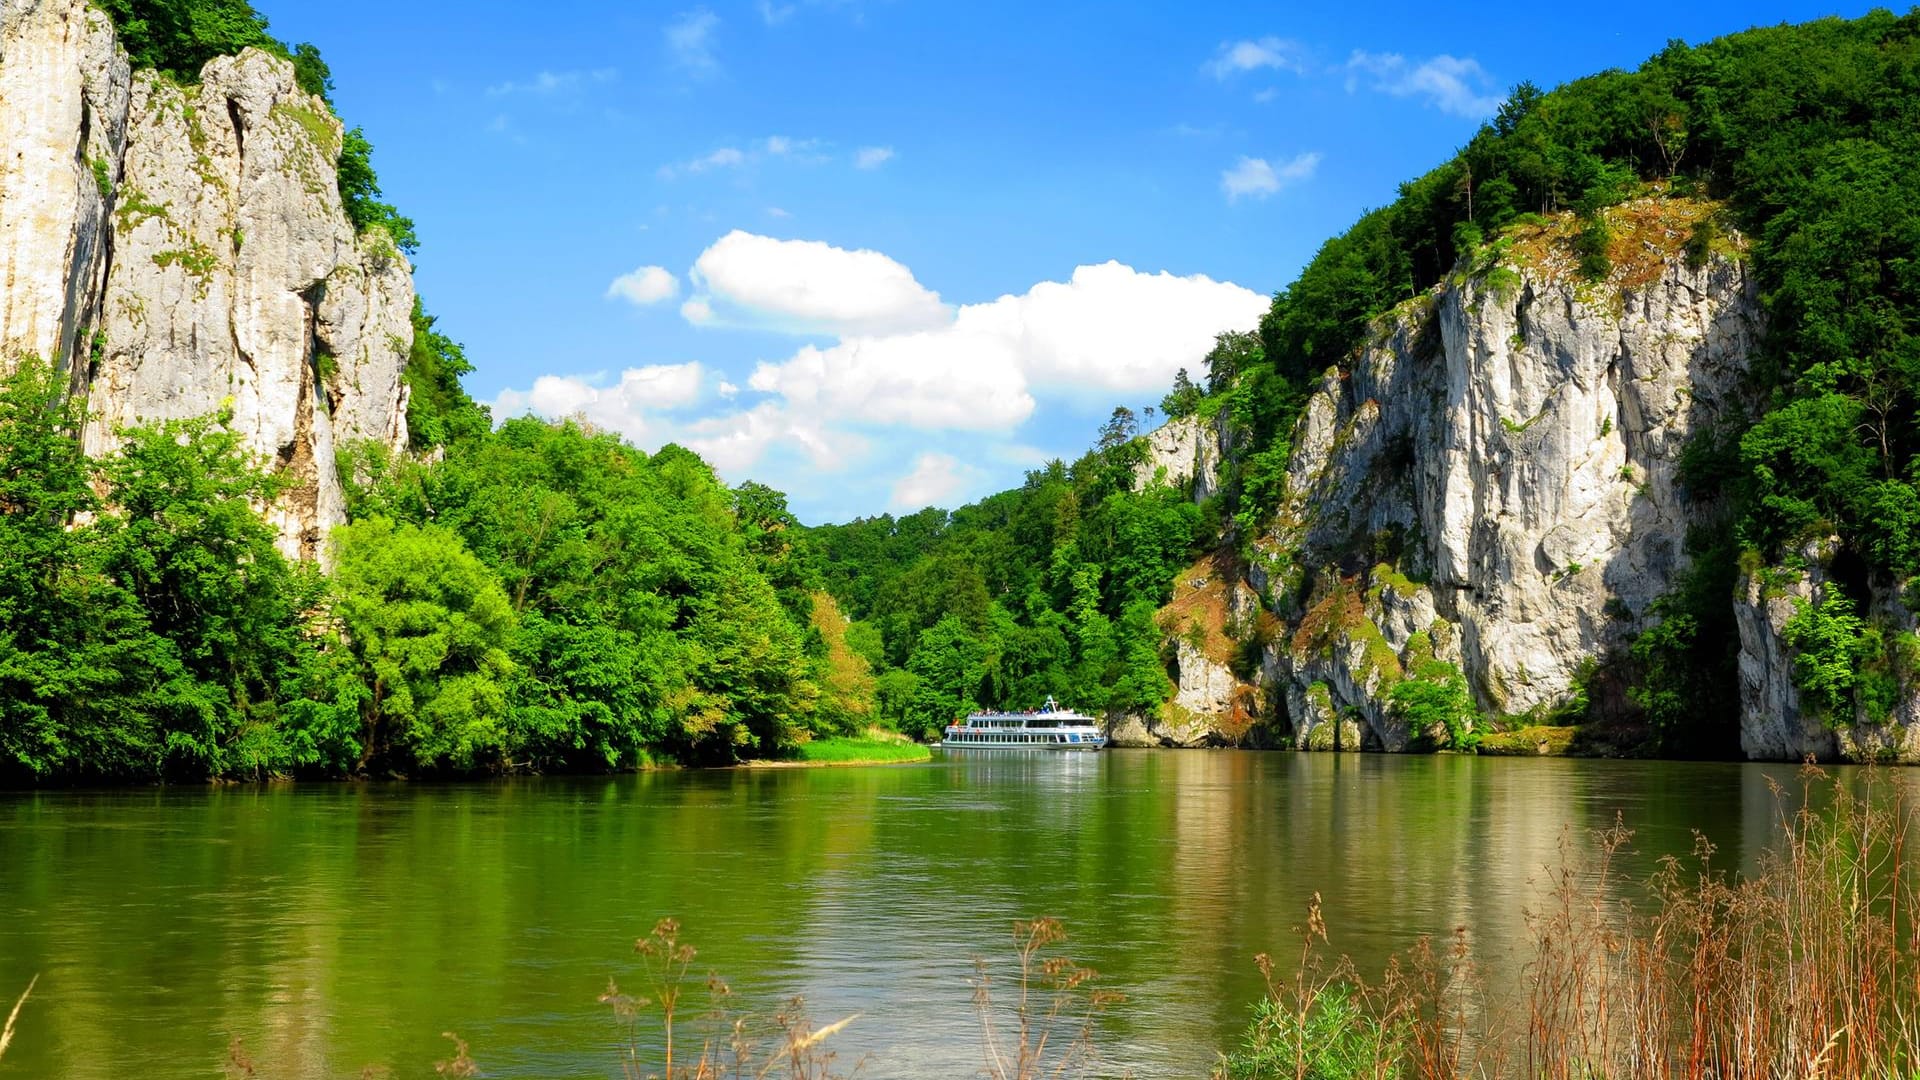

3,3,1919,777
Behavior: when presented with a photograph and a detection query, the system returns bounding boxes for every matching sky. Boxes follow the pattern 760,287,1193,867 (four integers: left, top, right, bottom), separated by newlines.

260,0,1870,524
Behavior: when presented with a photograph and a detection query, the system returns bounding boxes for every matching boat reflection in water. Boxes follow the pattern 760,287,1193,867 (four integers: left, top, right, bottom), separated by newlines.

939,695,1107,750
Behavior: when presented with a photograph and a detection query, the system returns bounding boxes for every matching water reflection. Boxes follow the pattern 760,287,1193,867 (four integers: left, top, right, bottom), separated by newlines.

0,754,1901,1078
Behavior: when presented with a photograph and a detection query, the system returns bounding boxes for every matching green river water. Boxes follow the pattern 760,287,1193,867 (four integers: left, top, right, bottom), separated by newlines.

0,750,1875,1078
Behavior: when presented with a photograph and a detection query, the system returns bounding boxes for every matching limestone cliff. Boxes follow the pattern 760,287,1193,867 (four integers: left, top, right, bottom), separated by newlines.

1132,407,1233,501
1136,198,1790,753
0,0,412,560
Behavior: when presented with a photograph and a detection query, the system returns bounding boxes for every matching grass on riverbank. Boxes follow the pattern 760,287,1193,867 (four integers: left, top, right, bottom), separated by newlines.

788,735,931,766
1217,765,1920,1079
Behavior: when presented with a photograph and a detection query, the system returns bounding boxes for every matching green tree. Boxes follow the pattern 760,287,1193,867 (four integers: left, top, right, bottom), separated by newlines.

93,411,321,776
328,517,516,772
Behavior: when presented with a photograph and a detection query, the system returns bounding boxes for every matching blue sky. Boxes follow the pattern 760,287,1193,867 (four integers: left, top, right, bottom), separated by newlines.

262,0,1867,524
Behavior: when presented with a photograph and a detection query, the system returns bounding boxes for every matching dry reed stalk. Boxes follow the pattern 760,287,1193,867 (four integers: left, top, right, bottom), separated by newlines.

0,974,35,1065
972,917,1122,1080
600,919,861,1080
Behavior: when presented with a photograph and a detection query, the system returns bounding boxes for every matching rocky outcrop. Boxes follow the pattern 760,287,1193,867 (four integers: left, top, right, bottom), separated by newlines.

1228,203,1765,749
1735,540,1920,763
1108,557,1269,747
1133,409,1233,501
0,0,412,561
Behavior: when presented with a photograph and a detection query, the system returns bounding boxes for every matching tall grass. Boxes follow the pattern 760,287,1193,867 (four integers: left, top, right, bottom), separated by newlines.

1218,765,1920,1079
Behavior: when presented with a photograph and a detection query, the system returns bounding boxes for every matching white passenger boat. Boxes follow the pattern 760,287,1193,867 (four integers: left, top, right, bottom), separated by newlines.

940,696,1107,750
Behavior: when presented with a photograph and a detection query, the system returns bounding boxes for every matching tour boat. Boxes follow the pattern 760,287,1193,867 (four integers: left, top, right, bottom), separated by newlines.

940,696,1107,750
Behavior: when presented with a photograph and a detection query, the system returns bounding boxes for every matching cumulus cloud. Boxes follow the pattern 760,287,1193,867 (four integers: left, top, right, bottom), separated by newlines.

1221,152,1320,201
492,362,707,441
681,401,867,474
890,453,977,511
606,265,680,306
493,368,861,477
497,240,1266,513
666,8,720,76
747,331,1035,430
1346,51,1502,118
746,259,1266,430
685,230,951,335
854,146,895,169
1205,36,1309,79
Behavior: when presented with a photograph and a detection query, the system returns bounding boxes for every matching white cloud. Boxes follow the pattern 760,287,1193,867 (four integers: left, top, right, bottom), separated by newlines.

606,265,680,306
854,146,895,169
766,206,792,218
685,230,950,335
1221,152,1320,201
659,139,832,179
492,362,707,441
660,146,745,178
666,8,720,76
493,369,861,477
757,0,796,24
890,453,976,511
485,69,616,98
746,259,1266,431
1346,51,1502,118
1205,36,1309,80
493,242,1267,517
682,401,867,474
747,331,1035,430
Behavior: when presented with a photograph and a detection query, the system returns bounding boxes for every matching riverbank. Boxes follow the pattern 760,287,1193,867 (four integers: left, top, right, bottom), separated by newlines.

755,735,934,767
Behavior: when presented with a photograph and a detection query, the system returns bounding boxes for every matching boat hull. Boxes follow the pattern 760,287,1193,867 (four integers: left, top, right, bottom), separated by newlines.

939,738,1107,751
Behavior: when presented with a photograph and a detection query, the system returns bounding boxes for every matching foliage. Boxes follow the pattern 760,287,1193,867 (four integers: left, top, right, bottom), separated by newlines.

791,736,930,764
338,128,418,255
94,0,278,82
1628,521,1744,754
807,413,1206,730
0,359,323,780
402,299,489,449
327,518,516,772
0,349,846,778
1779,590,1899,724
1388,660,1479,751
1217,985,1405,1080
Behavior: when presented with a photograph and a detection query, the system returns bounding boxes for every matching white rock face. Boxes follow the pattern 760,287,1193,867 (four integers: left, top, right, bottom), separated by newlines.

0,0,412,561
1133,410,1233,500
1260,244,1760,740
0,0,127,375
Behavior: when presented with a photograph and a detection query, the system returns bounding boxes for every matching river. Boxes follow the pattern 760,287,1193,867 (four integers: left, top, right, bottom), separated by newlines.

0,750,1877,1078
